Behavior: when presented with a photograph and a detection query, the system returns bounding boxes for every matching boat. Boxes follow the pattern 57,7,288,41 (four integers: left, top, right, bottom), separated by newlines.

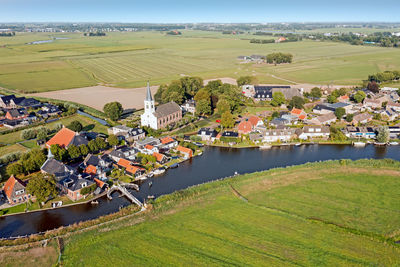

148,181,153,187
153,167,166,175
295,143,302,146
259,144,272,150
170,163,179,169
147,195,155,199
389,142,399,146
374,142,387,146
90,200,99,205
198,151,203,156
146,173,154,178
353,141,366,147
234,171,239,176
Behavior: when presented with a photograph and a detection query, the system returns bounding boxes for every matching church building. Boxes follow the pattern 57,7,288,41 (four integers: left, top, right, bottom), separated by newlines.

141,83,182,130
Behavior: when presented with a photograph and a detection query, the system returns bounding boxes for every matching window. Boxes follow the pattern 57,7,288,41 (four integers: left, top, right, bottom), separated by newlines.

15,189,25,195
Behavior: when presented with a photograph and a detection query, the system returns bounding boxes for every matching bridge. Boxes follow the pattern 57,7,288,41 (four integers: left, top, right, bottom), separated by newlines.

107,185,143,208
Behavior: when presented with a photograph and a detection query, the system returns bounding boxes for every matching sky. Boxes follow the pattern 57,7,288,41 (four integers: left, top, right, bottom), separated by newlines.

0,0,399,23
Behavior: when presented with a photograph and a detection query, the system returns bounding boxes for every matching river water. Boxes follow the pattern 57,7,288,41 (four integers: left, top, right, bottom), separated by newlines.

0,144,398,238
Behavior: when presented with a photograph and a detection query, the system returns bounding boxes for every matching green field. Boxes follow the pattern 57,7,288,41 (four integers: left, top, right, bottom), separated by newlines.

56,160,400,266
1,31,400,93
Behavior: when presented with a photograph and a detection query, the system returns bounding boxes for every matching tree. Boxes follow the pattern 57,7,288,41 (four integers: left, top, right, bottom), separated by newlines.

353,91,366,103
95,137,108,151
220,111,235,129
266,52,293,65
26,173,57,205
271,92,285,107
330,126,347,141
327,95,337,104
67,120,83,132
80,184,97,195
346,113,354,123
288,96,305,109
216,99,231,114
36,127,48,141
21,129,36,140
50,144,68,162
272,111,280,119
79,144,90,156
154,84,168,103
310,87,322,99
367,81,379,93
103,102,123,121
108,134,119,147
334,107,346,119
6,162,24,176
180,76,203,96
376,126,389,143
194,88,211,102
166,91,184,104
196,99,212,115
68,144,81,159
237,76,254,86
88,139,99,152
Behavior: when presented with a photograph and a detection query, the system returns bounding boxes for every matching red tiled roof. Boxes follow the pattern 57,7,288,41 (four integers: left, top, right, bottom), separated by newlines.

94,178,106,188
238,120,252,134
84,165,97,175
46,127,76,148
144,144,154,150
153,152,165,162
248,116,261,127
177,145,193,157
339,95,349,100
299,114,306,120
117,158,144,174
161,137,175,144
291,108,303,115
3,175,25,200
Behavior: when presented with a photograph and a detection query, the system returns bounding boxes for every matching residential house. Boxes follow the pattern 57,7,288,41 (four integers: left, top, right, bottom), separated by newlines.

37,104,61,118
58,174,95,201
197,128,218,141
344,126,376,139
143,144,159,155
237,120,253,135
181,99,196,114
0,95,40,109
153,152,168,164
309,112,336,125
176,145,193,159
108,125,145,142
109,146,138,162
135,137,161,149
117,158,145,177
297,126,330,140
81,153,113,178
46,127,88,149
263,128,296,143
160,136,178,149
389,126,400,139
269,117,290,127
272,87,302,100
386,101,400,112
220,131,239,139
3,175,30,205
291,108,307,120
363,96,387,109
352,113,373,125
313,102,353,114
41,155,76,181
338,95,350,103
248,116,263,128
380,108,398,121
5,109,28,120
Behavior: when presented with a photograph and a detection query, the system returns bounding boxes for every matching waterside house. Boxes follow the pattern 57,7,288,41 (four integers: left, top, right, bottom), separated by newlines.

3,175,30,205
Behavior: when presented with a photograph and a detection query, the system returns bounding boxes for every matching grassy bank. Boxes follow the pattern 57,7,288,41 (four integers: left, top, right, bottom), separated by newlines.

56,159,400,266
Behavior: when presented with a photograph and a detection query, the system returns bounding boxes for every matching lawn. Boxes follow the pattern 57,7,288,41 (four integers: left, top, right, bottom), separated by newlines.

57,160,400,266
0,144,28,156
0,31,400,93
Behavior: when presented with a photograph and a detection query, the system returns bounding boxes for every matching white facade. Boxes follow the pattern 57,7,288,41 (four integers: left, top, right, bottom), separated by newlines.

141,83,159,130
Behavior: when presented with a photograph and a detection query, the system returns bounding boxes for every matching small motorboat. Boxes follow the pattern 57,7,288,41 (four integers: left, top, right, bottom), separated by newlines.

147,173,154,178
153,167,166,175
147,195,155,199
148,181,153,187
259,144,272,150
353,141,366,147
374,142,387,146
170,163,179,169
91,200,99,205
389,142,399,146
295,143,302,146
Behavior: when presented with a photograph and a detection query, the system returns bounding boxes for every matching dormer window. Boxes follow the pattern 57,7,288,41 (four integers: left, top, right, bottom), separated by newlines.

15,189,25,195
81,182,87,188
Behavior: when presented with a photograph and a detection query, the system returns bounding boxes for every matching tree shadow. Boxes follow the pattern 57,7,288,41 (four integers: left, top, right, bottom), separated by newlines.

82,124,95,132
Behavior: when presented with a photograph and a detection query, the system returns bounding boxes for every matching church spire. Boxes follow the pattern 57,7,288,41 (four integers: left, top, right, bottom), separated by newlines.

146,81,153,101
47,147,54,160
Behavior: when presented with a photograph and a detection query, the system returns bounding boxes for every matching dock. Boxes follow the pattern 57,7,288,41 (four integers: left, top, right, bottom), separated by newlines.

107,185,143,207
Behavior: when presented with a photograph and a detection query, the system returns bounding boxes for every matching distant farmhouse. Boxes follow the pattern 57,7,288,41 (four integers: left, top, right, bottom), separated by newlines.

242,85,302,101
141,82,182,130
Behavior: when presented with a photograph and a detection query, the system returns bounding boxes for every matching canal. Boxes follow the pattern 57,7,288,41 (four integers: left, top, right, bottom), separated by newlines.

0,144,398,238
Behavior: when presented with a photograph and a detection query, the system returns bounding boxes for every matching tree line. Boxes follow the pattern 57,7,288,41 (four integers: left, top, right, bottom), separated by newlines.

0,32,15,37
266,52,293,64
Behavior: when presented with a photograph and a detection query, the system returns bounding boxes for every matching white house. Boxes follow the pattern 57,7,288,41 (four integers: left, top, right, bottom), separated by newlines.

298,126,330,140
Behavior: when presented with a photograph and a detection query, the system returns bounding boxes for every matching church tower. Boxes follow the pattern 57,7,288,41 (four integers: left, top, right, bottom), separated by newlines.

141,81,158,129
144,81,155,113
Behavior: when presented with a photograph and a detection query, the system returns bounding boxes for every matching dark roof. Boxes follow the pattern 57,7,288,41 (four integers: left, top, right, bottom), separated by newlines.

154,102,181,118
18,98,41,107
222,131,239,138
41,158,74,180
0,95,16,105
59,175,94,192
198,127,217,136
8,108,28,118
69,135,88,147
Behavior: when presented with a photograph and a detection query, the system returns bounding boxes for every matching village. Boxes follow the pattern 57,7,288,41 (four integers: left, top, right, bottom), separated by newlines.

1,74,400,215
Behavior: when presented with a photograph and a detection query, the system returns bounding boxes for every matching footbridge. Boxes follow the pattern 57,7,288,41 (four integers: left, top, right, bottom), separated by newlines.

107,185,143,207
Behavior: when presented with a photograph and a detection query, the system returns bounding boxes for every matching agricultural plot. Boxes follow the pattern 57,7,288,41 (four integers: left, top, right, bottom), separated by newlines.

1,31,400,93
59,162,400,266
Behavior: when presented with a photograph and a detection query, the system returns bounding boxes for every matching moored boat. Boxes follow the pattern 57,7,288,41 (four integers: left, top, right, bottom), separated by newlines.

389,142,399,146
353,141,366,147
259,144,272,150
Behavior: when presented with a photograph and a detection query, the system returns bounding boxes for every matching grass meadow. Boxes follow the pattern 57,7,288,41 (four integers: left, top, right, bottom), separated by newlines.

57,161,400,266
0,31,400,93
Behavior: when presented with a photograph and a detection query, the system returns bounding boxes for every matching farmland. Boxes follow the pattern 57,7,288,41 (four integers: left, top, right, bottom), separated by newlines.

49,160,400,266
0,31,400,94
